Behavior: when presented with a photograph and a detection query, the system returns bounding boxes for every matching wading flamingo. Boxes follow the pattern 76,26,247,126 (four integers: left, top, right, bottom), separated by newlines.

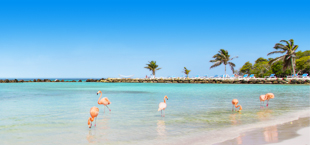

232,99,242,112
260,95,267,108
265,93,275,107
88,106,99,128
158,96,168,117
97,91,111,113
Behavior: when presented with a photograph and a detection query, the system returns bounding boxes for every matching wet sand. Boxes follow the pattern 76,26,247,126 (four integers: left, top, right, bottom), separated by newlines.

215,117,310,145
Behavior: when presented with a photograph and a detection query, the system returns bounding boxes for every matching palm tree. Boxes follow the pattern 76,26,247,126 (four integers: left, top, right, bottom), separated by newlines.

210,49,238,75
267,39,298,76
182,67,191,78
144,61,161,78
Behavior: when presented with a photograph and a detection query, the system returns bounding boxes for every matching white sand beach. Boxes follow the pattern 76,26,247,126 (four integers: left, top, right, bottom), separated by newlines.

215,117,310,145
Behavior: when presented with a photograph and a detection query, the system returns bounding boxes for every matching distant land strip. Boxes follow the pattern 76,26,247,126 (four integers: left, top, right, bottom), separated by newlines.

0,78,309,84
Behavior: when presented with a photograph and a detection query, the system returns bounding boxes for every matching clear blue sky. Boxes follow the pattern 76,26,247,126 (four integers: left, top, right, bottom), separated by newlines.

0,0,309,78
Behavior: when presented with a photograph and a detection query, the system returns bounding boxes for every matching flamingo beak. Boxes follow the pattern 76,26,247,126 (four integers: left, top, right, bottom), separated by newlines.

97,93,98,95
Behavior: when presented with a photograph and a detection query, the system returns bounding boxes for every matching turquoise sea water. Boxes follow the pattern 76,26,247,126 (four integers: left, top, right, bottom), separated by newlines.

0,83,309,144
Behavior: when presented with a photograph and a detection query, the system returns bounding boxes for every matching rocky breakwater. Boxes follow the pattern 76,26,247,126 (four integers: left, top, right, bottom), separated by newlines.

0,79,83,83
1,78,309,84
89,78,310,84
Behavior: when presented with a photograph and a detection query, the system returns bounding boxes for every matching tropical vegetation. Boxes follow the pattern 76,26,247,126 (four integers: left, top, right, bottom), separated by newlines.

144,61,161,78
267,39,298,76
238,50,309,77
210,49,238,75
182,67,191,78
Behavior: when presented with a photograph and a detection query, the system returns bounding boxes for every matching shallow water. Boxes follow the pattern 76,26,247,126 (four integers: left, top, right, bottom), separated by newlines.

0,83,309,144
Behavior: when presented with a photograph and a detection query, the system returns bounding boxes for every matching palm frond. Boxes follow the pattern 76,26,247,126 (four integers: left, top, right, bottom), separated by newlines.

230,56,238,60
267,50,286,56
228,62,236,73
280,40,291,49
274,43,289,50
268,56,285,65
282,56,292,70
289,39,294,47
292,45,298,51
210,61,222,69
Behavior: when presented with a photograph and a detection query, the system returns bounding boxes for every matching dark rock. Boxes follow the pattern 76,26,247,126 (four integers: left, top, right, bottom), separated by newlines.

291,79,298,83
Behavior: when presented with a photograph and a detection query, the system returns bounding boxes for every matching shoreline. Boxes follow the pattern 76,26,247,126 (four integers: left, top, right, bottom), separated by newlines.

0,77,309,84
214,117,310,145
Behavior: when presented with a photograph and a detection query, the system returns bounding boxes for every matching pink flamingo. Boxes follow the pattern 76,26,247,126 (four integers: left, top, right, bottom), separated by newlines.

260,95,267,108
232,99,242,111
88,106,99,128
158,96,168,117
265,93,275,107
97,91,111,113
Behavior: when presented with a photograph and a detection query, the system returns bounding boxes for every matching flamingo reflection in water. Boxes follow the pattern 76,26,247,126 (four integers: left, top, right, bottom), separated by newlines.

157,120,167,137
257,109,278,143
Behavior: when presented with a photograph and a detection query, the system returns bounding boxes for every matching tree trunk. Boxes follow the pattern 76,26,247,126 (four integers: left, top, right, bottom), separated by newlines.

291,57,296,76
153,70,155,78
225,65,227,76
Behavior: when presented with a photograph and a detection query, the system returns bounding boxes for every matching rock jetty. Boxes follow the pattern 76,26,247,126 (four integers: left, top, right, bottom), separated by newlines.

0,78,309,84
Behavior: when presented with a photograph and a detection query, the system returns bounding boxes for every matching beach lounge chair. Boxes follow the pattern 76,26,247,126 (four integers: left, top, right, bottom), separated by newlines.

241,74,248,78
204,75,208,78
265,74,276,78
249,74,255,78
210,75,219,78
287,74,298,78
301,73,309,78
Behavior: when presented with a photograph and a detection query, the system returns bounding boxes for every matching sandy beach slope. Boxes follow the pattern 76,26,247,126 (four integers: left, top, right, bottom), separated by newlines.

215,117,310,145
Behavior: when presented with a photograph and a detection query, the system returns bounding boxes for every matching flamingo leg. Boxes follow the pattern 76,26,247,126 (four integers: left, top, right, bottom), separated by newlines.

95,117,97,127
106,105,111,111
164,110,165,117
267,100,269,107
232,105,234,111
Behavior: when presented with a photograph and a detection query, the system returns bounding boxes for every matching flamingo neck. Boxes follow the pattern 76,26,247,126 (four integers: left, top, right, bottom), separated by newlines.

98,92,102,104
235,104,242,111
88,117,93,125
164,98,166,103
